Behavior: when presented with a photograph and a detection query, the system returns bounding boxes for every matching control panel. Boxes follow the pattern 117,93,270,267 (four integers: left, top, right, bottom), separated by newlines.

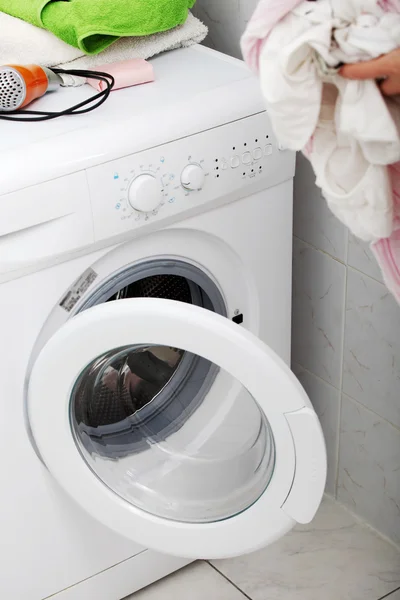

86,112,295,242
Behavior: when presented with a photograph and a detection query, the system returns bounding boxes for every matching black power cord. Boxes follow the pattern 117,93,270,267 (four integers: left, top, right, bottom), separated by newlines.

0,68,115,122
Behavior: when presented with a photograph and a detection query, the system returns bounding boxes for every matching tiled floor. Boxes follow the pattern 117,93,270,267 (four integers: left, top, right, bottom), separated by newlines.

126,497,400,600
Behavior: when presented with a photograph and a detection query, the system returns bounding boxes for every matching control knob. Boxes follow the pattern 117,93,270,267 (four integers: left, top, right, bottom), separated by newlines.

181,163,205,191
128,174,162,213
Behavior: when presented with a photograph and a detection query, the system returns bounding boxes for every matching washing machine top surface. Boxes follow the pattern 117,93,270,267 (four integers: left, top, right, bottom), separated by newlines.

0,46,264,194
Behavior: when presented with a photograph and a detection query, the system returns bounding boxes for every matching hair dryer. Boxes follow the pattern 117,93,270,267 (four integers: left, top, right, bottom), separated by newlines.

0,64,62,112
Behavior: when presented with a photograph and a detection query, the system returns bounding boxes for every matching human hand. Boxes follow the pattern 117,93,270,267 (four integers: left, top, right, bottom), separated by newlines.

339,48,400,96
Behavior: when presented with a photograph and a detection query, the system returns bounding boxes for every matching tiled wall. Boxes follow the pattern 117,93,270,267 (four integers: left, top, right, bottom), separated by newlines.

194,1,400,546
292,155,400,547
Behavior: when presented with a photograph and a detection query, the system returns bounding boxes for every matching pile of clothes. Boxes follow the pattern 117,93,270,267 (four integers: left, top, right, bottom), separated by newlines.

0,0,207,86
242,0,400,305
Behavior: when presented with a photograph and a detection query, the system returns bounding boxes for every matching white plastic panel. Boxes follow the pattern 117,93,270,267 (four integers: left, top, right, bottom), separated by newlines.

282,407,327,523
0,172,94,274
86,113,295,241
50,551,190,600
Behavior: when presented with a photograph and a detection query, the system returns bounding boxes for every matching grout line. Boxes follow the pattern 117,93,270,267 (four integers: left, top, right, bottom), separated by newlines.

206,562,254,600
291,362,339,393
331,495,400,552
293,235,386,286
346,263,386,286
343,393,400,434
344,227,349,265
293,363,400,435
292,235,346,265
377,586,400,600
335,258,348,497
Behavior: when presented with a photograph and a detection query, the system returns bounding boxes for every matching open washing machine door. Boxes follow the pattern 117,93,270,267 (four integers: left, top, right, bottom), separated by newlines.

28,298,326,559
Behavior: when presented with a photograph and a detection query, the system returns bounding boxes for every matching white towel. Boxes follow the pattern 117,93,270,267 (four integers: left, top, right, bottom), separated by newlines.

259,0,400,241
0,12,207,86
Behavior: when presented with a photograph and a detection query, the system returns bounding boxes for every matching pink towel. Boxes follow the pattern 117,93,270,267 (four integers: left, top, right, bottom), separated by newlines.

241,0,400,305
87,58,154,92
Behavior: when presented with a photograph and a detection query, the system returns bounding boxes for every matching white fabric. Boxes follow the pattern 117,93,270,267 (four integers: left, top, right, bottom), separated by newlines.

0,12,208,87
0,12,83,67
259,0,400,241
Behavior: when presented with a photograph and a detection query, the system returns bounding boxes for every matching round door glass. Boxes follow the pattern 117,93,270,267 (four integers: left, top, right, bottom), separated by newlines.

71,344,275,524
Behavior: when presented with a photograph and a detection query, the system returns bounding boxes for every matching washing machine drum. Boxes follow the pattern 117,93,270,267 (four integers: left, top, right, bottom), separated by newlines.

73,274,217,458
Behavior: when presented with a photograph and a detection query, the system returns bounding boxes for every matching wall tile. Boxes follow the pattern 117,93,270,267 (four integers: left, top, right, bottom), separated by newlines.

338,395,400,546
193,0,242,58
294,153,348,262
343,269,400,428
193,0,253,59
347,234,383,282
292,364,340,495
292,238,346,387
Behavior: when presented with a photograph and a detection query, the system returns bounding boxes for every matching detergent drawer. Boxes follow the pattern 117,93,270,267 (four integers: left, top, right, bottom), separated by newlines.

0,171,94,275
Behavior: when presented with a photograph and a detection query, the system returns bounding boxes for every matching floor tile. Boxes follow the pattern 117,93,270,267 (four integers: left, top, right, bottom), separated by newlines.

384,589,400,600
292,364,340,495
292,239,346,387
338,395,400,546
211,497,400,600
125,561,247,599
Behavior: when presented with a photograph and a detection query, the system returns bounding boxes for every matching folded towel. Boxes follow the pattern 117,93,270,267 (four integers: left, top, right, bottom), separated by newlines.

59,13,207,83
0,0,196,54
0,12,207,86
0,11,82,67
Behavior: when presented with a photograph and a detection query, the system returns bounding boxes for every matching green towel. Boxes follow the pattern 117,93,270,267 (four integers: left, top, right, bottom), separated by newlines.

0,0,196,54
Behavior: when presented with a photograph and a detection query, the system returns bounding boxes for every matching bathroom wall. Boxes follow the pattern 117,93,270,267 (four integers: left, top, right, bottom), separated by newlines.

194,1,400,546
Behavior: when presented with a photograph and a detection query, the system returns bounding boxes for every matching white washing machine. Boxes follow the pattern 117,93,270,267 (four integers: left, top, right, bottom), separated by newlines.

0,46,326,600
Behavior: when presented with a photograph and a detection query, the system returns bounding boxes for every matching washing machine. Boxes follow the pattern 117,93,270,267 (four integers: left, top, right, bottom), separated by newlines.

0,46,327,600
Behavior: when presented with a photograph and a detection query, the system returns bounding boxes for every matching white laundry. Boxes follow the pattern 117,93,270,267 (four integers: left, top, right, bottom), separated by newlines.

259,0,400,241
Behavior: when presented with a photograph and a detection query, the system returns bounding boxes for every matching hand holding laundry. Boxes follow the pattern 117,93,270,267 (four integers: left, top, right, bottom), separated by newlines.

241,0,400,306
340,48,400,96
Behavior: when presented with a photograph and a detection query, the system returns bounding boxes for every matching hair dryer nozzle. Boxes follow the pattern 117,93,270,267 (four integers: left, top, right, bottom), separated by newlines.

0,64,62,112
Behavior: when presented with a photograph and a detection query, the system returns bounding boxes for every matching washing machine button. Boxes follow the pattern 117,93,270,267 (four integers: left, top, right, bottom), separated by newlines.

253,147,263,160
265,144,273,156
231,155,240,168
242,151,252,165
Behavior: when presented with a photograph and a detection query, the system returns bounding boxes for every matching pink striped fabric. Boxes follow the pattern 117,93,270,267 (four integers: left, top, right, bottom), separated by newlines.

372,164,400,300
378,0,400,11
242,0,400,304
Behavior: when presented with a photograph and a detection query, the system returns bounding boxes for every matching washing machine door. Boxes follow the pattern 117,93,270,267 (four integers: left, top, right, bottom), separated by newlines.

28,298,326,559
